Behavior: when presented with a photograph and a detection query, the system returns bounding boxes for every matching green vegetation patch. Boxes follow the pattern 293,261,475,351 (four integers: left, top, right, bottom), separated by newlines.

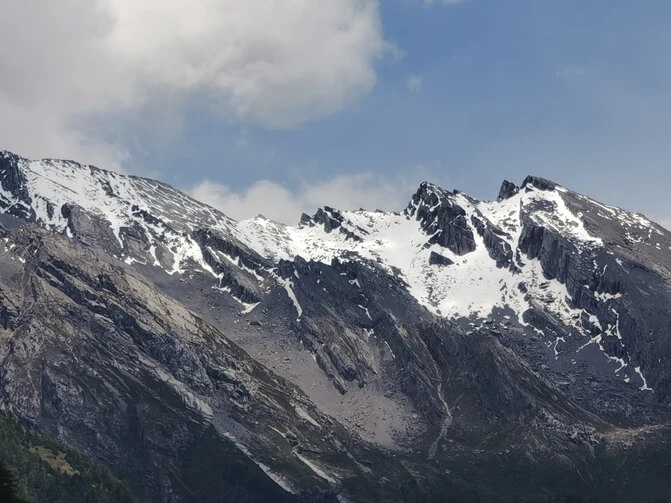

0,412,137,503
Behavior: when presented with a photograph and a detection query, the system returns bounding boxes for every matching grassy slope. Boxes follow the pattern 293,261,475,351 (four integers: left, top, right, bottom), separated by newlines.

0,412,137,503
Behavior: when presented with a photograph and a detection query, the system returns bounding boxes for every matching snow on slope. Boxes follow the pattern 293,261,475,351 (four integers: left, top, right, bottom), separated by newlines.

2,154,664,391
12,156,616,327
11,156,245,275
237,184,601,325
3,155,655,331
21,158,238,235
234,181,663,392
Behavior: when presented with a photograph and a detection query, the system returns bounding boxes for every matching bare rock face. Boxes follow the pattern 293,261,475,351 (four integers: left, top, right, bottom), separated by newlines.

1,149,671,502
428,251,453,266
406,182,477,256
0,152,34,221
470,214,516,270
497,179,520,201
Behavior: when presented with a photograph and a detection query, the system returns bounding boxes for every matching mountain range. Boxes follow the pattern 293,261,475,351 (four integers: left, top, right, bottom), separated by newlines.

0,149,670,502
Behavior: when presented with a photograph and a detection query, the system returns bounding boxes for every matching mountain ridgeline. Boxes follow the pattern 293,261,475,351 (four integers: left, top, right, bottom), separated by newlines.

0,149,670,502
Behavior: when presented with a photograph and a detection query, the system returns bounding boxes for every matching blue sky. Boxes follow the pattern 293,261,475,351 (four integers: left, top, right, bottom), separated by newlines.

1,1,669,225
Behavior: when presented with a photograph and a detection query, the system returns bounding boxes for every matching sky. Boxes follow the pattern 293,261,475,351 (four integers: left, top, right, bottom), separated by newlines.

1,0,670,228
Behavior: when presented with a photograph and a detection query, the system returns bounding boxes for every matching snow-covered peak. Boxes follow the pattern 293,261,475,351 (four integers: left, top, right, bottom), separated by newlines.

23,156,237,236
224,178,601,319
405,181,452,213
484,178,604,246
0,150,666,324
0,152,250,275
241,175,666,326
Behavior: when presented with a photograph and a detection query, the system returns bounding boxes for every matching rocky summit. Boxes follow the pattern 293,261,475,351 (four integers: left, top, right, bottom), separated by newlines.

0,149,670,502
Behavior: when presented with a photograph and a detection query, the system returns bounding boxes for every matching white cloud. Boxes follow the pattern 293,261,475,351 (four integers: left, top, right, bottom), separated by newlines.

0,1,387,168
407,75,423,92
189,173,425,224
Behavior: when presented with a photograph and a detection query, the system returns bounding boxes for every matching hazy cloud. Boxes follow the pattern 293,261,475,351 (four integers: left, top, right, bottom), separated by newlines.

189,173,425,224
407,75,423,91
424,0,467,5
0,1,387,169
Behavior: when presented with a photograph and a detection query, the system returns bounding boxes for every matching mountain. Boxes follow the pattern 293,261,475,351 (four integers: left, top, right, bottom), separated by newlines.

0,149,670,502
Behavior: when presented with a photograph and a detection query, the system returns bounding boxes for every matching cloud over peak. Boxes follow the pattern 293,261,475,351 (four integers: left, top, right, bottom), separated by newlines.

190,172,423,225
